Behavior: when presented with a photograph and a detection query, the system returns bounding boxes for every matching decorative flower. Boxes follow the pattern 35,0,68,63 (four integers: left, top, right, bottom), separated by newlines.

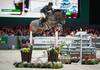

21,44,32,53
21,48,30,53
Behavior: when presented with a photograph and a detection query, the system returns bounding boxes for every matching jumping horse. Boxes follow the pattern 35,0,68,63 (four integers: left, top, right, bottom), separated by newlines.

30,10,65,34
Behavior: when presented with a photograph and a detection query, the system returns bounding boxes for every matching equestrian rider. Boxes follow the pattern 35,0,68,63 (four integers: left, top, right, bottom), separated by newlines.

40,2,54,18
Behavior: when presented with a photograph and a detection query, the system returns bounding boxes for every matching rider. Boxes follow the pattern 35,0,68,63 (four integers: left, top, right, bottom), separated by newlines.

40,2,54,19
40,2,54,27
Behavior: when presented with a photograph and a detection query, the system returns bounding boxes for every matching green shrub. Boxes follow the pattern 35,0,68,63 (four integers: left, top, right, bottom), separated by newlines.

91,59,99,64
31,63,37,68
14,62,63,69
37,63,43,68
52,62,63,69
27,63,32,68
82,59,99,65
18,63,24,68
32,63,38,68
23,62,31,68
41,63,48,68
47,62,52,68
13,62,19,67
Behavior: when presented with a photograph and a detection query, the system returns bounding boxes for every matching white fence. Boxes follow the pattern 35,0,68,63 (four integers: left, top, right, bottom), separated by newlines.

0,36,100,49
32,35,92,48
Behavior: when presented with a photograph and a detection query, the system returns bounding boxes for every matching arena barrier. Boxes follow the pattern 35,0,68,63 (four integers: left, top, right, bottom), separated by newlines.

0,36,100,49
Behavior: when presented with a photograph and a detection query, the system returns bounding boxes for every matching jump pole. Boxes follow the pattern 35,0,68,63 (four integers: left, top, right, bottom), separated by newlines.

29,24,33,45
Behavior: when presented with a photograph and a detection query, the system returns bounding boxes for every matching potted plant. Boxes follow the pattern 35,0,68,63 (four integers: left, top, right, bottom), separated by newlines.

47,48,58,62
21,44,32,62
47,42,65,62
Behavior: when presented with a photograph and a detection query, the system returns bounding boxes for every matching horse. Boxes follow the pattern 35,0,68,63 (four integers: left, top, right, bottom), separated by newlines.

30,10,65,34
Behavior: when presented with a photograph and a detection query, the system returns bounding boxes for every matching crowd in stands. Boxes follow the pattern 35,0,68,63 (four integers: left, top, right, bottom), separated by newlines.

0,25,100,37
0,26,29,36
